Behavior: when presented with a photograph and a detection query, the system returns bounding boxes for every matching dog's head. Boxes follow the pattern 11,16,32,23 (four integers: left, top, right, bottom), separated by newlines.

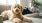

11,3,23,14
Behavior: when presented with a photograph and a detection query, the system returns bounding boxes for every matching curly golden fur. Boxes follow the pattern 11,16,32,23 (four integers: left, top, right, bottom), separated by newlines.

1,3,32,23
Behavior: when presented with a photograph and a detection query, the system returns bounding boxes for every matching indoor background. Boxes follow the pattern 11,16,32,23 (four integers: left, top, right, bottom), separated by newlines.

0,0,42,23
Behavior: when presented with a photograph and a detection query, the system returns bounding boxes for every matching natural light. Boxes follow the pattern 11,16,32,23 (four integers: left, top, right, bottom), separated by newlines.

0,0,20,5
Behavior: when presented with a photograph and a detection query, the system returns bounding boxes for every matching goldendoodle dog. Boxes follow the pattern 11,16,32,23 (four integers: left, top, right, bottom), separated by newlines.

1,3,32,23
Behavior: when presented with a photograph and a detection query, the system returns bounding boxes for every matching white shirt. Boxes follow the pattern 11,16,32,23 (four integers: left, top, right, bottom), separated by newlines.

28,3,35,12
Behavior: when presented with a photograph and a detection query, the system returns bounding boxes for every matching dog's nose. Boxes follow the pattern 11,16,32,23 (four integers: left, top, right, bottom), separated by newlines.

16,9,19,12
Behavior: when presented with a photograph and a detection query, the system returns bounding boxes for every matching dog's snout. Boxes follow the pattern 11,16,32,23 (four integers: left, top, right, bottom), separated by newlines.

16,9,19,12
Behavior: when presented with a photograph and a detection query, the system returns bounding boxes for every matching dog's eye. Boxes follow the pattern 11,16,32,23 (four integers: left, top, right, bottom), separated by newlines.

18,7,20,9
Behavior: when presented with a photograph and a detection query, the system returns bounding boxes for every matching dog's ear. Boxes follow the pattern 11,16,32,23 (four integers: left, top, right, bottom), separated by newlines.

11,6,13,11
19,4,23,12
20,5,23,12
11,5,14,12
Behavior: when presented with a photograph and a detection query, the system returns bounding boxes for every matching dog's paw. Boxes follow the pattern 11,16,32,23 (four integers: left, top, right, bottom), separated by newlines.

12,18,22,23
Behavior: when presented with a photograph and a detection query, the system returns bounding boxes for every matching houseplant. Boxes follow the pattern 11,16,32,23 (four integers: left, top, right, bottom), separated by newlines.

32,0,42,8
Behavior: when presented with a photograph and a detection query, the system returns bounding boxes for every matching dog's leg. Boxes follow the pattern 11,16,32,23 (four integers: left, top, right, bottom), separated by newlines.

1,12,8,21
9,14,14,21
12,18,22,23
23,16,32,23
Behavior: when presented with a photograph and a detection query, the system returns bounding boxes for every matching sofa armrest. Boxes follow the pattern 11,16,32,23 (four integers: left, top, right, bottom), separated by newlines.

0,15,3,23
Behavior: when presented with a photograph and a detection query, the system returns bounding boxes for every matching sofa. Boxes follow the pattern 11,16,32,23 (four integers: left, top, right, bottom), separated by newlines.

0,13,41,23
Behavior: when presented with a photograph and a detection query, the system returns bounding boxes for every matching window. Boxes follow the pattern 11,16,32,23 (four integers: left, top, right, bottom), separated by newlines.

0,0,6,5
0,0,20,5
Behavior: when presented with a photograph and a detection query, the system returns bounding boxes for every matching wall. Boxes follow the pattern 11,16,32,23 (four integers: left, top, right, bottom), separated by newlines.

20,0,32,7
20,0,28,7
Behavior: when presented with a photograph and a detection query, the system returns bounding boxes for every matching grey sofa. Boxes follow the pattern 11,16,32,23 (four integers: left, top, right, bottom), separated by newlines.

0,13,41,23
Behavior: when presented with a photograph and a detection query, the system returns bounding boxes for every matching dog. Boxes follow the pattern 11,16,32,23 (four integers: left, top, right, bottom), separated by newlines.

1,3,32,23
